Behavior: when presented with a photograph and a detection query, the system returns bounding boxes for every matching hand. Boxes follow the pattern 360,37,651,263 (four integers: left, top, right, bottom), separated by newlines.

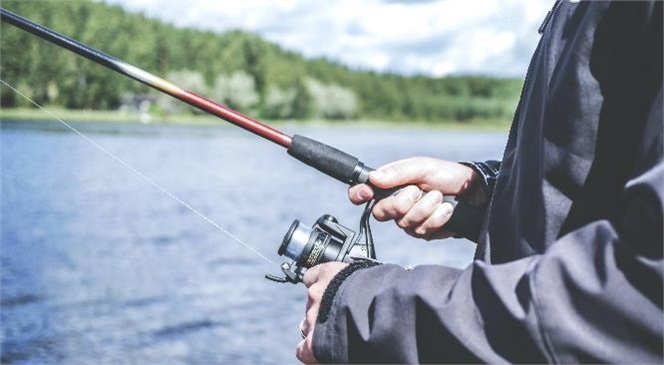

295,262,348,364
348,157,479,240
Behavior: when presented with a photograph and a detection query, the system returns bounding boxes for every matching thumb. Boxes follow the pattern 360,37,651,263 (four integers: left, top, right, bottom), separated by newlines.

369,158,429,189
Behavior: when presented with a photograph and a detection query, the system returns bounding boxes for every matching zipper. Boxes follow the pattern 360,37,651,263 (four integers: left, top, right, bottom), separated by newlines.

538,0,563,35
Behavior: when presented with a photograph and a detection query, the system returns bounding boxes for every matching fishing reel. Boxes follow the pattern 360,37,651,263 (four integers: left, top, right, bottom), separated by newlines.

266,202,376,284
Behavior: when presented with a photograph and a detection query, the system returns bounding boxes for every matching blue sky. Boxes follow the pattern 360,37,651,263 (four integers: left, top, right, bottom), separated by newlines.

106,0,555,77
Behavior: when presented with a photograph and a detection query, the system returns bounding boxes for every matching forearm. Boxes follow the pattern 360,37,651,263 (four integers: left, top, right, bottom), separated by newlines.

312,258,545,363
313,219,663,363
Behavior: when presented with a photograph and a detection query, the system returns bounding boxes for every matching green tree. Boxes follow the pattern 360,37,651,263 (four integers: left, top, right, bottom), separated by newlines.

0,0,523,124
213,71,260,113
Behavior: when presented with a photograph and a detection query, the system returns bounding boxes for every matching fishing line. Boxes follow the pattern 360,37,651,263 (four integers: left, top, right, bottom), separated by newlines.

1,79,276,266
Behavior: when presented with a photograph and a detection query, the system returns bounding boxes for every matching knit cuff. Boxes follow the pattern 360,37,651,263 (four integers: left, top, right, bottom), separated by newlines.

317,259,382,324
459,160,501,204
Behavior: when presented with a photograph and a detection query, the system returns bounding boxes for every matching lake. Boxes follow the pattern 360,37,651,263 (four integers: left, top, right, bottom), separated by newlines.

1,119,507,364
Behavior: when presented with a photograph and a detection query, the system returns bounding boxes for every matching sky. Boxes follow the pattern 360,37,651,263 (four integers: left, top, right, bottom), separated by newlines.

105,0,556,78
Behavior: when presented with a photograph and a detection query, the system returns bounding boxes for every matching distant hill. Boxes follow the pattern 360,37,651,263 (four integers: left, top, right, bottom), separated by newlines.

0,0,523,123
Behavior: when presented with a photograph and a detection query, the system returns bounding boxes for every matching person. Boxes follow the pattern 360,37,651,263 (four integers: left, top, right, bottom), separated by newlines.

296,0,663,363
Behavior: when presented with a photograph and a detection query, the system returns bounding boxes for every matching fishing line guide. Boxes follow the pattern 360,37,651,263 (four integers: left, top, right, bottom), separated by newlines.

1,8,485,275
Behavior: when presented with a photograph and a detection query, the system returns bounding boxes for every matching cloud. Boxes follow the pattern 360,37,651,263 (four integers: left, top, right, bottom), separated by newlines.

106,0,554,77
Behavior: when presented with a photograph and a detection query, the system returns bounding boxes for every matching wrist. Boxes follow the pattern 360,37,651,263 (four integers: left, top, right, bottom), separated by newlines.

317,259,382,324
458,160,501,206
462,169,488,206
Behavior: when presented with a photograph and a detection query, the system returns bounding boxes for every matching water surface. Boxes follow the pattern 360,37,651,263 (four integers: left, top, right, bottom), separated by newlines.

1,119,507,364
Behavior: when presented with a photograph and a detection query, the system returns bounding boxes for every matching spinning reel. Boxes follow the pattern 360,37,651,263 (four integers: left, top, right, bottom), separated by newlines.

265,201,376,284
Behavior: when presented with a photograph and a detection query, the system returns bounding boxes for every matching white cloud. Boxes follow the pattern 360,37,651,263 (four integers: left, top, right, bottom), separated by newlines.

106,0,554,77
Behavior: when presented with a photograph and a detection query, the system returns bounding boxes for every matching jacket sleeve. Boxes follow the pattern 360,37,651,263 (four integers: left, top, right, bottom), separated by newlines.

459,160,501,204
311,90,663,363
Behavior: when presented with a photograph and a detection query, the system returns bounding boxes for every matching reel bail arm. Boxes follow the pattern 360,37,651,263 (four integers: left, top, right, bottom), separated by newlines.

265,201,376,284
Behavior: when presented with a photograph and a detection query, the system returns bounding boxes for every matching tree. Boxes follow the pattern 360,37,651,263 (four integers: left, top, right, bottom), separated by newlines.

306,78,357,120
0,0,522,124
212,71,260,114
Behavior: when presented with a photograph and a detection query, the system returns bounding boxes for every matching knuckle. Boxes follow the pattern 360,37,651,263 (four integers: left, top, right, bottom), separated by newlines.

397,212,418,227
307,288,317,303
306,307,317,323
372,209,389,221
394,202,411,216
441,202,455,217
397,218,410,229
319,262,338,278
374,214,390,222
428,190,443,203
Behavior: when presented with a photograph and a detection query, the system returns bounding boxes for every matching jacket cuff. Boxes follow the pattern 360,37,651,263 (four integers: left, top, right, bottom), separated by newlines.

459,160,501,204
317,259,382,324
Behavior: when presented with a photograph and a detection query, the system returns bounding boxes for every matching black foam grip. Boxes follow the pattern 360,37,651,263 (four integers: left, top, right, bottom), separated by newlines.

288,135,359,184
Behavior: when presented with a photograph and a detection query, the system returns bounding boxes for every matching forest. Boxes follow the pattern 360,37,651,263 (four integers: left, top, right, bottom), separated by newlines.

0,1,524,124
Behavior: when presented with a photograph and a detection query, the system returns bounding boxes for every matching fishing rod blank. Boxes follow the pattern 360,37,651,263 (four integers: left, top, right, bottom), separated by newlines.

0,8,484,240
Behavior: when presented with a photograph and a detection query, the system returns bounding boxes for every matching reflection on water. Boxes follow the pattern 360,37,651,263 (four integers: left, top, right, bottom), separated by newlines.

1,120,507,364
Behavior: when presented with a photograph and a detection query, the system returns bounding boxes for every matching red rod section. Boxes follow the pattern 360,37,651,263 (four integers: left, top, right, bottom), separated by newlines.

178,90,292,148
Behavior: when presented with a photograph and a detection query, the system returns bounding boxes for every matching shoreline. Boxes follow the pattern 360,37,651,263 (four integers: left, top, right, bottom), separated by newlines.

0,107,511,132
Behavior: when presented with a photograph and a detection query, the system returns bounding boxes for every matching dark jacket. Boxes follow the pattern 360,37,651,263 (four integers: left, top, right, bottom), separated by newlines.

312,1,663,363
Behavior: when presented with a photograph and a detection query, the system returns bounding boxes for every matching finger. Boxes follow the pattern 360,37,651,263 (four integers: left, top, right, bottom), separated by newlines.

348,183,374,205
304,261,347,287
412,201,456,239
304,304,318,336
369,157,433,189
396,190,443,229
306,284,324,311
301,305,318,339
296,338,318,364
318,261,348,279
306,262,347,313
296,340,304,363
300,317,310,338
296,339,315,364
303,265,321,288
372,185,421,221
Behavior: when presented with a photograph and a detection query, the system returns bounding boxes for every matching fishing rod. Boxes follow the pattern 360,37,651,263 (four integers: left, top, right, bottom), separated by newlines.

1,8,483,281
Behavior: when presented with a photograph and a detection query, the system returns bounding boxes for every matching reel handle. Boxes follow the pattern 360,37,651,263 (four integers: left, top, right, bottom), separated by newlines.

287,134,485,241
